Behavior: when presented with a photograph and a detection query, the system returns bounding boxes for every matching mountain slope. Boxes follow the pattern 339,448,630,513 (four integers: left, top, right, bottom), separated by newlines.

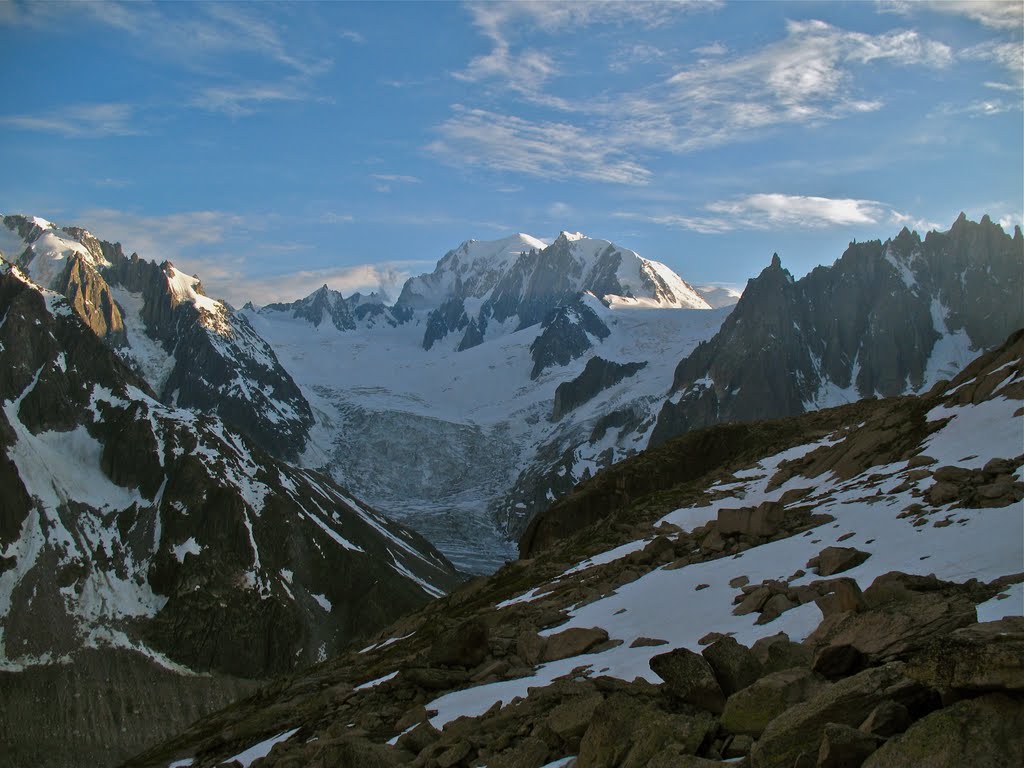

1,214,314,461
0,259,461,766
129,329,1023,768
651,214,1024,447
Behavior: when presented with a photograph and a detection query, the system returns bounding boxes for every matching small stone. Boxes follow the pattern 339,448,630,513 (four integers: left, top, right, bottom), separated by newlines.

729,575,750,588
630,637,669,648
695,583,710,591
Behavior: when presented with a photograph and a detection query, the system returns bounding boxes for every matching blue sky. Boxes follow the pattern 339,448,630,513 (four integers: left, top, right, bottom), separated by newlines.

1,0,1021,305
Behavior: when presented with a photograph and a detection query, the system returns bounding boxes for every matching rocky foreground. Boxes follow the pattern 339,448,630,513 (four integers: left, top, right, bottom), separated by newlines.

128,331,1023,767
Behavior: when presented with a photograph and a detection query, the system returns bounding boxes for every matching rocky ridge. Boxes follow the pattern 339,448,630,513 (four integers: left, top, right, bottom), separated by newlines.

1,214,314,462
651,214,1024,447
128,329,1023,768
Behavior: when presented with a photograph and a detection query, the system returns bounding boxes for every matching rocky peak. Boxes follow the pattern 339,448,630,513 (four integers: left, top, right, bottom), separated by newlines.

651,214,1023,450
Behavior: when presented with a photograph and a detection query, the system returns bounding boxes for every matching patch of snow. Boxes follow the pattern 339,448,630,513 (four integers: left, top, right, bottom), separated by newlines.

354,670,398,690
311,592,332,612
223,728,300,768
172,538,201,563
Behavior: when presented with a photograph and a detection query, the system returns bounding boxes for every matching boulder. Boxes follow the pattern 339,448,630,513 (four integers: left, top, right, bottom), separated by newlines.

733,586,772,616
517,630,546,666
720,666,830,737
862,693,1024,768
541,627,609,663
756,593,797,624
808,546,871,577
814,578,867,618
804,590,977,663
546,693,603,750
751,632,813,674
488,736,550,768
718,501,785,537
396,720,440,754
649,647,727,714
702,636,763,695
750,662,927,768
905,617,1024,697
577,693,715,768
817,723,880,768
429,619,490,668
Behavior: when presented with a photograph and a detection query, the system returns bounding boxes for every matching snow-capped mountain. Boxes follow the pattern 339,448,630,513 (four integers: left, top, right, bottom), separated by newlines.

651,214,1024,447
394,231,711,352
245,232,727,572
132,329,1024,768
0,215,314,462
0,257,460,764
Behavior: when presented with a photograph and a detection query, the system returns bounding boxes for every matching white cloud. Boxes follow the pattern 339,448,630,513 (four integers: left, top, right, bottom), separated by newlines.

339,29,365,44
4,2,332,118
370,174,422,184
190,81,314,117
962,40,1024,88
609,43,668,73
883,0,1024,31
548,201,574,220
616,193,937,233
427,106,651,185
707,193,890,228
457,0,718,93
0,103,140,138
77,208,249,254
436,15,958,183
656,19,951,150
692,42,727,56
237,261,431,306
320,212,354,224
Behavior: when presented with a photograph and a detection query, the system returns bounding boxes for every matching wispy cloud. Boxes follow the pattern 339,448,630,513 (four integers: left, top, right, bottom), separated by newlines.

4,1,333,119
427,106,651,185
320,212,355,224
615,193,935,233
436,15,956,184
371,174,422,184
881,0,1024,31
609,43,668,73
78,208,249,254
339,29,365,44
74,1,332,78
655,19,952,150
962,40,1024,90
240,261,432,306
0,103,140,138
457,0,717,94
191,81,315,117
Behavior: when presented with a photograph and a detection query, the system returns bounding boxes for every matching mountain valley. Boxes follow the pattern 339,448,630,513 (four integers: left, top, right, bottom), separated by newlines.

0,212,1021,767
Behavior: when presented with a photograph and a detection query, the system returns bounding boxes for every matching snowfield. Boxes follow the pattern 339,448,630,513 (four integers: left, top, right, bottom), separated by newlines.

425,385,1024,728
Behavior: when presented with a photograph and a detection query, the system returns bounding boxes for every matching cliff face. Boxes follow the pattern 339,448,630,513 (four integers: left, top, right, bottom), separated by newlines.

651,215,1024,448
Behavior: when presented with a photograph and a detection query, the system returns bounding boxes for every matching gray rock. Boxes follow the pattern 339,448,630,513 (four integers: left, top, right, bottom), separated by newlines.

702,636,763,695
721,666,830,737
862,693,1024,768
650,647,727,713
